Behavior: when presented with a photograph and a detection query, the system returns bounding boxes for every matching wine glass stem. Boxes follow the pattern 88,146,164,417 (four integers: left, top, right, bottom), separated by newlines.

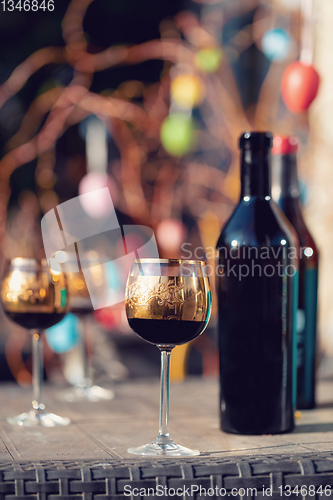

158,348,172,440
32,330,44,412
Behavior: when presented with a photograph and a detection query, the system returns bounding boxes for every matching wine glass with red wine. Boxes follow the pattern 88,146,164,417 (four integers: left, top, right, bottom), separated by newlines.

125,258,211,456
0,258,70,426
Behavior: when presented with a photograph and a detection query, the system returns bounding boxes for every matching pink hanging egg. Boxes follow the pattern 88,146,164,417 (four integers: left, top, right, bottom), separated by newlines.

281,61,320,112
78,172,117,218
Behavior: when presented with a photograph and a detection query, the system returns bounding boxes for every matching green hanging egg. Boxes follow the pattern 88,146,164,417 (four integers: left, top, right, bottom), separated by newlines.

160,114,196,156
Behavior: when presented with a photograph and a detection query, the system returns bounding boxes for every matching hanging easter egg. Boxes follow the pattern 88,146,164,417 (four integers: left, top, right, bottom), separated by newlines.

171,74,204,109
195,47,222,73
160,114,196,156
262,28,291,61
156,219,187,254
281,61,320,112
46,313,80,353
78,172,118,218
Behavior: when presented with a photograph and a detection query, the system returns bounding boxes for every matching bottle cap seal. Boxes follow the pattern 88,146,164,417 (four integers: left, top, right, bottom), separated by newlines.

239,132,273,150
272,135,298,155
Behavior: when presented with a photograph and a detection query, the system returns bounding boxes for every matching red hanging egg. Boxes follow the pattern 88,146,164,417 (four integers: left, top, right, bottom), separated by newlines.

281,61,320,113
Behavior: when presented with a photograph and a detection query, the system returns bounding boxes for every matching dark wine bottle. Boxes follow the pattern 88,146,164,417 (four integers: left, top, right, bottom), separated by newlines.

216,131,299,435
272,135,319,409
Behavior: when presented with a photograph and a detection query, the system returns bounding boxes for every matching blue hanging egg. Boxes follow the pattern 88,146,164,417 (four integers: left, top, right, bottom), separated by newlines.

262,28,291,61
46,313,80,353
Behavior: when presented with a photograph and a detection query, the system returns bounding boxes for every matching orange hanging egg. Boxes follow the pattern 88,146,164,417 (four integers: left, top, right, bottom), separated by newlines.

281,61,320,113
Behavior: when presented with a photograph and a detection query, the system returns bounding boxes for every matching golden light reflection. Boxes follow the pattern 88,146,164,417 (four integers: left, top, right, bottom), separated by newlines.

74,278,85,290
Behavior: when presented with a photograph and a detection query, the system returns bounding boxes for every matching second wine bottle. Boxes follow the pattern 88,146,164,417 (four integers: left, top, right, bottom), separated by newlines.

272,135,319,409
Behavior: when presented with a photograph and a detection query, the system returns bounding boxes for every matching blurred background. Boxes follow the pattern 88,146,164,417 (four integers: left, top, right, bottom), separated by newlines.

0,0,332,386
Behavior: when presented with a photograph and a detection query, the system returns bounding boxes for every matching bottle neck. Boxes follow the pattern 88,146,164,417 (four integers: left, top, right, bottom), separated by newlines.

240,148,271,199
271,153,300,200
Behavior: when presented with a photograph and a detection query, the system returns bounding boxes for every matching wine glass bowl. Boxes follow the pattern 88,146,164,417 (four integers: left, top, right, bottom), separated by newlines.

1,257,70,426
125,258,211,456
66,270,93,316
2,258,67,328
126,261,210,347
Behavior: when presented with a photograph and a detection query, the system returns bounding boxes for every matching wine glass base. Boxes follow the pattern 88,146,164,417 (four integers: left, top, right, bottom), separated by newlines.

61,385,115,402
7,410,71,427
128,437,200,457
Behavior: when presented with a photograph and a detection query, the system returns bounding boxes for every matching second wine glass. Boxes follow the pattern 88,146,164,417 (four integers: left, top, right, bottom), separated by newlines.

60,250,114,402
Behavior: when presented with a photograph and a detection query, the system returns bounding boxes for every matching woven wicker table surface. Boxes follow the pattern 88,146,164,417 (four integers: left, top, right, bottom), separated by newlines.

0,376,333,498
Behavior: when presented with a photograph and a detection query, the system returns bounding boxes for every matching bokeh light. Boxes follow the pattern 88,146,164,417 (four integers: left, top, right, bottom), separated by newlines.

194,48,222,73
160,114,196,156
156,219,187,254
46,313,80,353
78,172,117,218
262,28,291,61
171,74,204,109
